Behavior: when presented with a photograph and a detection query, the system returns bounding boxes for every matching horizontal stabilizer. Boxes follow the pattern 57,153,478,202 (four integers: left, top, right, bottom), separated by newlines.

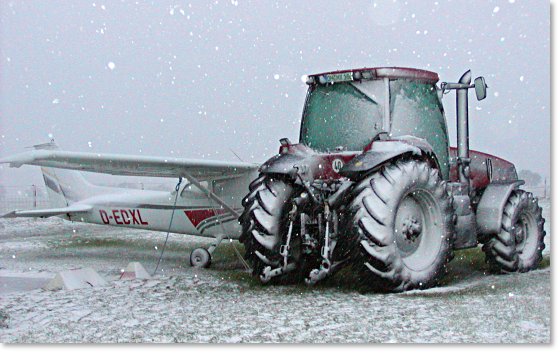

0,149,258,180
1,204,92,218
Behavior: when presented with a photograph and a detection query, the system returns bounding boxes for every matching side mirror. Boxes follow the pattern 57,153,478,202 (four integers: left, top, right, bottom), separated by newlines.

474,76,487,101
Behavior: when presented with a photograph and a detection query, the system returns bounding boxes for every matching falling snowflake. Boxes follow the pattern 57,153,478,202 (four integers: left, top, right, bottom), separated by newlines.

107,62,116,70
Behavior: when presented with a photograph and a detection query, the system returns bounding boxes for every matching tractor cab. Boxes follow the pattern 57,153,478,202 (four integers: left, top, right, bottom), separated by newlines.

299,67,451,178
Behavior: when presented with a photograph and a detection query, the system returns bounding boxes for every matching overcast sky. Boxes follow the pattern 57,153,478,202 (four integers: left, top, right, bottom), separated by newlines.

0,0,550,187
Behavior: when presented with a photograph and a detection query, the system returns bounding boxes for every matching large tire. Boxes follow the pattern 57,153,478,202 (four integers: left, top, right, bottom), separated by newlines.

482,190,546,273
239,175,305,283
339,159,455,292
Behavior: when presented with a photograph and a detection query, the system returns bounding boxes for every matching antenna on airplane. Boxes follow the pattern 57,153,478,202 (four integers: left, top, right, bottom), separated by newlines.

229,149,244,162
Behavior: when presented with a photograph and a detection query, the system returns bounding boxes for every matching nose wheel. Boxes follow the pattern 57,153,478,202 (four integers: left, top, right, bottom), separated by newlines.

190,248,212,268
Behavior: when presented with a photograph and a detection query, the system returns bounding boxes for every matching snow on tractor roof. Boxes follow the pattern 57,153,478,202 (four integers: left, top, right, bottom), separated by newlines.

307,67,439,85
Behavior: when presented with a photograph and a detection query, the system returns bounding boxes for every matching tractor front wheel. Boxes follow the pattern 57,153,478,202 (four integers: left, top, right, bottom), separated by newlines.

483,190,546,273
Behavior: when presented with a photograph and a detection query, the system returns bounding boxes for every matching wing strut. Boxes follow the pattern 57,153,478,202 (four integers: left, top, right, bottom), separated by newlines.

182,172,241,219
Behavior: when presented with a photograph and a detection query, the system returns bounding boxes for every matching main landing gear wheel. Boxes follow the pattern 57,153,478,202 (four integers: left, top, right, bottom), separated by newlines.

190,248,212,268
483,190,546,273
339,159,455,292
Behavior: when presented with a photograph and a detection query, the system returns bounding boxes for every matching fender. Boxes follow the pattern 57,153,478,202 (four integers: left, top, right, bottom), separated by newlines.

339,137,438,180
476,180,525,235
259,153,308,178
258,143,324,182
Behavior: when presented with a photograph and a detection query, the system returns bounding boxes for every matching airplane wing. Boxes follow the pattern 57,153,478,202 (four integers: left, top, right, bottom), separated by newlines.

1,204,92,218
0,149,258,180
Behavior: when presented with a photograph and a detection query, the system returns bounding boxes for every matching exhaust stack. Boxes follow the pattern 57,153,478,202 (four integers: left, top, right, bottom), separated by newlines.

456,70,472,186
440,70,487,191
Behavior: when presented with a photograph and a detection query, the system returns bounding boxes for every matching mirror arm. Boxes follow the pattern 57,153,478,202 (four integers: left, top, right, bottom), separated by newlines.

440,82,475,90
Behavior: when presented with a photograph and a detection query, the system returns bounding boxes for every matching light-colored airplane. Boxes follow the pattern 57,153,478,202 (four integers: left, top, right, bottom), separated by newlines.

1,141,259,268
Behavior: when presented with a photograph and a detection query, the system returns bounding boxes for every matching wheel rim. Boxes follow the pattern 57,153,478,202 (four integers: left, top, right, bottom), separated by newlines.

191,249,209,267
394,189,443,272
515,211,539,262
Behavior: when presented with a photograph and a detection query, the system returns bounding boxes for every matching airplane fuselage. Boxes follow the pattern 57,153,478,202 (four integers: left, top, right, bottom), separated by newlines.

63,172,257,239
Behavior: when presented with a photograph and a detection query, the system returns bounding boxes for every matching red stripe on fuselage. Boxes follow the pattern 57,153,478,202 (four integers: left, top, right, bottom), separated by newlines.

184,209,226,228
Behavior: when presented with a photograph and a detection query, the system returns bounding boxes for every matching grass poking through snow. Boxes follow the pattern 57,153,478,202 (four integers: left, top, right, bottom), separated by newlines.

45,233,550,292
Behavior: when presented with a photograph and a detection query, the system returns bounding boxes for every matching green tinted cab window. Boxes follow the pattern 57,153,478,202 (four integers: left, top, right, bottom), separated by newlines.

300,83,383,152
389,79,450,178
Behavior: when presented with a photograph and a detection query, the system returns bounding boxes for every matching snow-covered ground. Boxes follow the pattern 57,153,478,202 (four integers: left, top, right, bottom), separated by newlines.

0,199,551,343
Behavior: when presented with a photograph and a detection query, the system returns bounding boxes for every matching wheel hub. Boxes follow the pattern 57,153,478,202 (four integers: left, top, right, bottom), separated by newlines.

514,209,541,263
514,218,528,252
393,189,443,272
394,195,425,256
402,215,423,242
190,248,211,268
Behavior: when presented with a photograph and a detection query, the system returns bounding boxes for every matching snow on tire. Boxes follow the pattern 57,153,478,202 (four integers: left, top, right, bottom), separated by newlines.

482,190,546,273
340,159,454,292
239,175,294,282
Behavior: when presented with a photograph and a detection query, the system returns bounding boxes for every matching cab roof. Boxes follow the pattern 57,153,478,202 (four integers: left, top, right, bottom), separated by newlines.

307,67,439,85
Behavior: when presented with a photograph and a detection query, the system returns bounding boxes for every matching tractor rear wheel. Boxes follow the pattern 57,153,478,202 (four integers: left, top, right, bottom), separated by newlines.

239,175,308,284
339,159,455,292
482,190,546,273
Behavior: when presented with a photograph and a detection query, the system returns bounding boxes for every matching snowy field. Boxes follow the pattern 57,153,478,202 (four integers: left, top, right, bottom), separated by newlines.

0,199,551,343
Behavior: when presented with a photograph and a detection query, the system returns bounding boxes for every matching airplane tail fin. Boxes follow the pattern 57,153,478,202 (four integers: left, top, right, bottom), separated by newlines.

33,142,95,207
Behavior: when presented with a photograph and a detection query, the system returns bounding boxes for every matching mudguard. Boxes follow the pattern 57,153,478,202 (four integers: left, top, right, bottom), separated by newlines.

476,180,525,235
259,153,310,178
339,137,435,180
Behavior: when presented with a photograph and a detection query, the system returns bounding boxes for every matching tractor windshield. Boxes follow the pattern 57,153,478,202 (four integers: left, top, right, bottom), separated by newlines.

300,82,384,152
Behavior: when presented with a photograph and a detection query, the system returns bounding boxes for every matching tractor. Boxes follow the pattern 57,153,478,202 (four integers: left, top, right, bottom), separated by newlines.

239,67,546,292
